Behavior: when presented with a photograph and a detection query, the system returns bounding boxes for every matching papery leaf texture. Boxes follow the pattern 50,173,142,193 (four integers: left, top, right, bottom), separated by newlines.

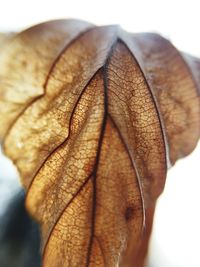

0,20,199,267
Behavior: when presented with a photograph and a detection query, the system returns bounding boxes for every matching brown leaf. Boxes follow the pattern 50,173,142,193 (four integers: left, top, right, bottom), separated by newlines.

0,20,199,267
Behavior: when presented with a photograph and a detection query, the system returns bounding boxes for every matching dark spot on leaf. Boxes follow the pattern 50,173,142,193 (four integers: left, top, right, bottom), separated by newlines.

125,206,134,221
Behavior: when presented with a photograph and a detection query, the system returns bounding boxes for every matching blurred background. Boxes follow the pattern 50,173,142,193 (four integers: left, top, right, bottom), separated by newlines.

0,0,199,266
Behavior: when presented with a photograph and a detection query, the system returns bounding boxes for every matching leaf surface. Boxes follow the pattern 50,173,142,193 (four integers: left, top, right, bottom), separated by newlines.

0,20,199,267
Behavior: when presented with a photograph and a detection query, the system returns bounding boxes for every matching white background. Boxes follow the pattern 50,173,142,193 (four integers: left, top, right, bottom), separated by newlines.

0,1,199,267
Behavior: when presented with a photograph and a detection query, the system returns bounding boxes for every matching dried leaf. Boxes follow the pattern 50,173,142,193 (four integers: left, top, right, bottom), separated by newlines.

0,20,199,267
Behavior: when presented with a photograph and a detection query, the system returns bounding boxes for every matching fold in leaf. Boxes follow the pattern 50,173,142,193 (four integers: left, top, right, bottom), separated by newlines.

121,33,200,164
0,20,199,267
